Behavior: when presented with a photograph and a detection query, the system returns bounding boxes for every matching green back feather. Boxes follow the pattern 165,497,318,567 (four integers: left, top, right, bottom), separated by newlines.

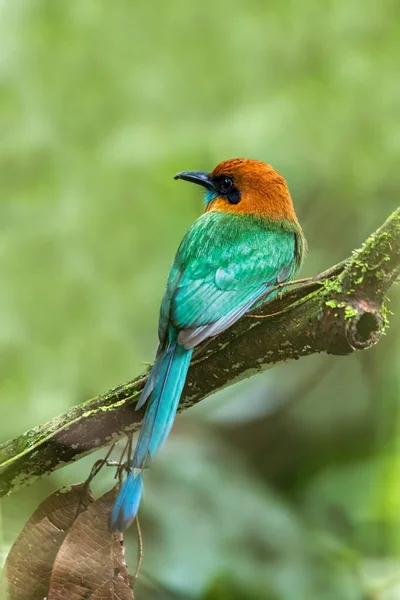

159,211,304,346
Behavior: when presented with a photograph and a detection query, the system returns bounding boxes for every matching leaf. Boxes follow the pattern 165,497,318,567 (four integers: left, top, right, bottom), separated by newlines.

48,488,134,600
2,483,93,600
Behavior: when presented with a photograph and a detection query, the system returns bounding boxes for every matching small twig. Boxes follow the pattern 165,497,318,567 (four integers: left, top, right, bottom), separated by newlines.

247,288,318,319
245,270,337,319
247,307,288,319
245,259,350,319
132,516,144,583
251,276,316,307
74,443,116,521
256,259,348,304
114,434,133,484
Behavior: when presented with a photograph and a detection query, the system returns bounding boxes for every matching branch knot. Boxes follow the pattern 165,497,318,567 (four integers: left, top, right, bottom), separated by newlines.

344,302,384,351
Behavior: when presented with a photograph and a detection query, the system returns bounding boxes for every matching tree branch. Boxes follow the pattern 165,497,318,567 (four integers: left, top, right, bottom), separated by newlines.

0,208,399,498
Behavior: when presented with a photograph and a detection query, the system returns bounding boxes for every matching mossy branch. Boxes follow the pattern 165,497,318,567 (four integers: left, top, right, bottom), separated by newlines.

0,208,399,498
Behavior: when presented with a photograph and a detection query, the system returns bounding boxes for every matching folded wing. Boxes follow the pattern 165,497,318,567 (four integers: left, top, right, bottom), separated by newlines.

159,211,298,350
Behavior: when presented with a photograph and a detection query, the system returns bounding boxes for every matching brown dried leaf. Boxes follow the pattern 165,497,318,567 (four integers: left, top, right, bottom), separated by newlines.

2,483,93,600
48,488,134,600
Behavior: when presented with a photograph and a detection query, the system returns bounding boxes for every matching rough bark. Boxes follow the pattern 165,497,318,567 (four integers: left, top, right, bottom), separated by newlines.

0,208,399,498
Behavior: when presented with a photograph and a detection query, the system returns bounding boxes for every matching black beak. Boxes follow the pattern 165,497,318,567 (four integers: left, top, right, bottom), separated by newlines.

174,170,215,191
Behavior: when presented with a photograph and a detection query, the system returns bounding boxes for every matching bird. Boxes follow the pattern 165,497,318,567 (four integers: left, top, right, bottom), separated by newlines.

109,158,306,532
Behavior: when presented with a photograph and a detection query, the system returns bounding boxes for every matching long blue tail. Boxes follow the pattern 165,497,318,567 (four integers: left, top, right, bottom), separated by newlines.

109,341,192,531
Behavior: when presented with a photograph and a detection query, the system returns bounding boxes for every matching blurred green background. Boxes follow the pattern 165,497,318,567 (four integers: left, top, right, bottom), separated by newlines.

0,0,399,598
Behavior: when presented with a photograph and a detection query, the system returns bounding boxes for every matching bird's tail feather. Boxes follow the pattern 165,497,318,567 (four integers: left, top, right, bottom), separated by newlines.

109,470,144,532
134,341,192,466
136,344,164,410
109,340,192,532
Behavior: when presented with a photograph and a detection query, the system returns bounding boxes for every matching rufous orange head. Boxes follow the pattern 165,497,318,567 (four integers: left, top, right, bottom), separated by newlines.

174,158,298,222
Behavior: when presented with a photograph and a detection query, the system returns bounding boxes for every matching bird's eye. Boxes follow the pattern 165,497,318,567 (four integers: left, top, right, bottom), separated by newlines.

219,177,233,194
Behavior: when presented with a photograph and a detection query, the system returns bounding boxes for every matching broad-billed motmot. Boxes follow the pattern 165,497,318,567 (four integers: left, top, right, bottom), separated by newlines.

109,158,306,532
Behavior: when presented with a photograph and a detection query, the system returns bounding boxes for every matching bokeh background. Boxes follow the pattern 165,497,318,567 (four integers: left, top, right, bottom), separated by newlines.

0,1,399,598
